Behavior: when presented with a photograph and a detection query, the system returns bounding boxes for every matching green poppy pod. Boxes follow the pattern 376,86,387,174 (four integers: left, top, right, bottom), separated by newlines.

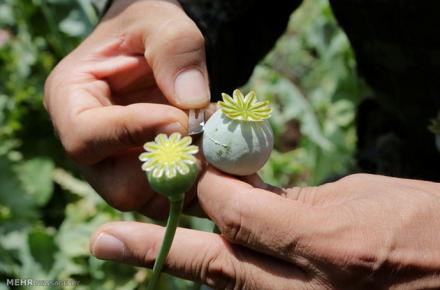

202,89,274,176
139,133,199,201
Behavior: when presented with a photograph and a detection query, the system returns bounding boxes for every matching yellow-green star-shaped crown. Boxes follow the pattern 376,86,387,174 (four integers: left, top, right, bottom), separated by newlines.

218,89,272,121
139,133,198,179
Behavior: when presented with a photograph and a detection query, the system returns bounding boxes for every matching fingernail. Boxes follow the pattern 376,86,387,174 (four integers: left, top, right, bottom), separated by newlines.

175,69,210,108
91,233,125,261
158,122,186,135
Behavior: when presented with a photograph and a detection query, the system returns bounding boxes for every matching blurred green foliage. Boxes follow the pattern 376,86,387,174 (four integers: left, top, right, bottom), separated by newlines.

0,0,368,289
253,0,369,186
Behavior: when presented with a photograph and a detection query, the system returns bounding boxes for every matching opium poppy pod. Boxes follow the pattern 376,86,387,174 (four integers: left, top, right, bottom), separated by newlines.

202,89,274,176
138,133,199,290
139,133,199,201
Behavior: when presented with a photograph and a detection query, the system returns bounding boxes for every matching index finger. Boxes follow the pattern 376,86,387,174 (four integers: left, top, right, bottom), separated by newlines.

197,167,329,265
45,50,188,165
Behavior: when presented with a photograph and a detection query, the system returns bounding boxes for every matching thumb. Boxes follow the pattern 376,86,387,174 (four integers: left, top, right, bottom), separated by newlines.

145,7,210,109
90,222,310,289
118,1,210,109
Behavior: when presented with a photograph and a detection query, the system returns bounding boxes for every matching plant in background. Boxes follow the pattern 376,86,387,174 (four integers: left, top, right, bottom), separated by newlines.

139,133,199,290
428,111,440,152
202,89,274,176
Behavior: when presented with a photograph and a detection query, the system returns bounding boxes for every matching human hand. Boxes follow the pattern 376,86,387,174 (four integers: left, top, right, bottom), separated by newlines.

44,0,210,218
90,170,440,289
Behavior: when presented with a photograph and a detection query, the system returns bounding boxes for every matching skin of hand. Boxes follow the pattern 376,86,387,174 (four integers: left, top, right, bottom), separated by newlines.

90,170,440,290
44,0,211,218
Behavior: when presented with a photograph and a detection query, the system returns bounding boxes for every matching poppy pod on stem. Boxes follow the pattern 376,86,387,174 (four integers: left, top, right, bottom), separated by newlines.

139,133,199,290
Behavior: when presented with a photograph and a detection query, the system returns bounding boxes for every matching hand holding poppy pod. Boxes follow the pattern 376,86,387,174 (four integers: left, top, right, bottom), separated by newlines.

138,90,274,289
44,0,213,224
90,91,440,289
91,172,440,290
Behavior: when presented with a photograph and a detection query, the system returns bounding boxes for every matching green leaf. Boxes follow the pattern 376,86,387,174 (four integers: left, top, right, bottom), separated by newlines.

16,158,54,206
28,227,58,273
0,157,38,220
59,10,88,37
0,3,14,26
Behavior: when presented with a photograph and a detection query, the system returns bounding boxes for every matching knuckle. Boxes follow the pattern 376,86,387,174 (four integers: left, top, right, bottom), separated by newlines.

60,127,98,166
142,235,163,266
60,111,102,165
44,65,66,111
318,239,394,289
147,18,205,65
286,186,321,204
44,57,71,92
333,173,375,194
61,132,89,163
44,62,61,93
161,19,204,48
316,220,386,275
115,120,140,147
43,73,54,108
94,222,121,239
339,173,373,185
219,195,247,243
202,242,243,290
337,244,384,276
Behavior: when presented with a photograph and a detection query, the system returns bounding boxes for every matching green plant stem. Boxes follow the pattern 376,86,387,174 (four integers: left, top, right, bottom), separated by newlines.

39,0,70,56
191,281,202,290
213,224,220,234
147,198,184,290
